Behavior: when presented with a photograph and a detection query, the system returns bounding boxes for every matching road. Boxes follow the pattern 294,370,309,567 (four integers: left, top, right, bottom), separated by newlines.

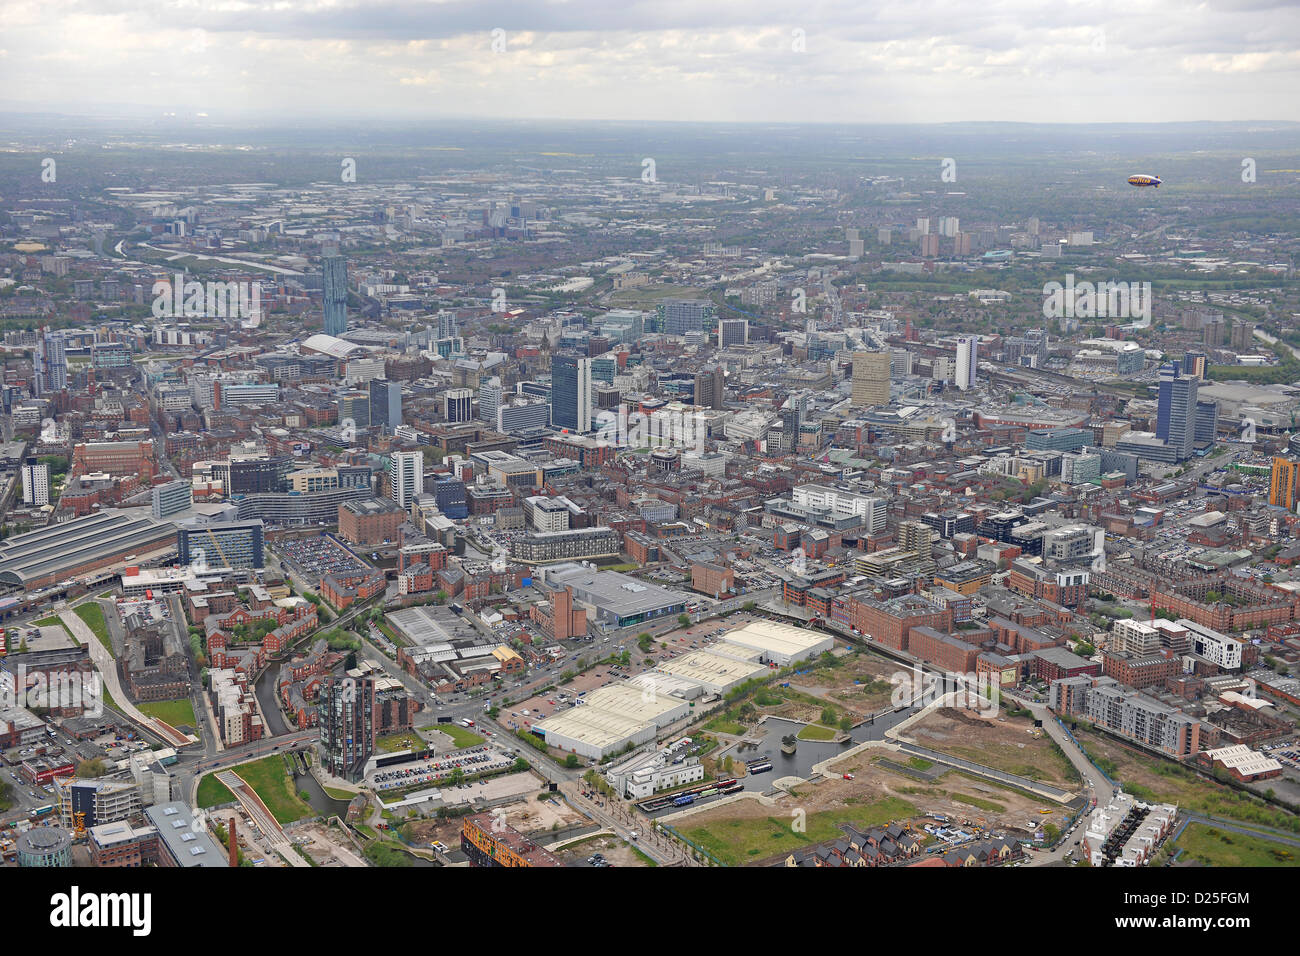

58,603,191,748
559,779,691,866
1003,690,1106,865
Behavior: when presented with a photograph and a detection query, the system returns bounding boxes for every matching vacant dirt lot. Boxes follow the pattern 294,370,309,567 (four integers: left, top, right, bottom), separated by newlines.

791,651,902,715
902,707,1080,788
551,832,653,867
676,748,1060,865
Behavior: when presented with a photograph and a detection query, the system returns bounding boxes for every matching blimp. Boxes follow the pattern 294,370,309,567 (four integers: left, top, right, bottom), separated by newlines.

1127,174,1162,188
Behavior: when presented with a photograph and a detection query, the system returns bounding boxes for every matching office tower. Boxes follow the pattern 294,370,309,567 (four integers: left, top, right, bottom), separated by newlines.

916,218,930,235
938,216,960,238
1156,363,1198,461
389,450,424,510
1271,457,1300,511
151,478,191,519
1183,350,1207,380
694,366,725,410
851,351,891,407
890,349,914,377
20,458,49,506
369,378,402,430
656,299,715,337
320,675,374,781
1027,217,1041,236
955,336,978,391
176,520,265,570
337,391,370,429
848,239,864,259
718,318,748,348
443,387,474,423
478,377,505,423
1194,400,1219,445
36,329,68,395
551,353,592,433
322,255,348,337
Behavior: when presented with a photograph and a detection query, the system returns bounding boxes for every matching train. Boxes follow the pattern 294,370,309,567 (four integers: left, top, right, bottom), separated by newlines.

746,761,773,775
672,793,695,807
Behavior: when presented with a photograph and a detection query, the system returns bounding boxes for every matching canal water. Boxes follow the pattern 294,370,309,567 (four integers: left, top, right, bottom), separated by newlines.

725,707,918,791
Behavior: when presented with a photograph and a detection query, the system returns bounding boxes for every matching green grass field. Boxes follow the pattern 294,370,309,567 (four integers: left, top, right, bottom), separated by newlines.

197,756,314,826
433,724,486,749
73,603,113,655
1174,823,1298,867
681,796,916,866
197,774,236,808
377,732,422,753
137,698,196,728
796,723,837,741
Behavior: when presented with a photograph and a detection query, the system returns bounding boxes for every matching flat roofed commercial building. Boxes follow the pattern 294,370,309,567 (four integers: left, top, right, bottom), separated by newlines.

144,801,228,867
0,510,176,589
719,619,834,666
533,681,691,759
541,562,689,628
580,683,690,727
655,649,769,696
532,705,658,760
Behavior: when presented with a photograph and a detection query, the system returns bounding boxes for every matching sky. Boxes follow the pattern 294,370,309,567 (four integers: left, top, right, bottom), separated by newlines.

4,0,1300,124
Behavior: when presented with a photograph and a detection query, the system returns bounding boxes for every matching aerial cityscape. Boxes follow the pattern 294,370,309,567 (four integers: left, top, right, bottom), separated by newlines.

0,4,1297,908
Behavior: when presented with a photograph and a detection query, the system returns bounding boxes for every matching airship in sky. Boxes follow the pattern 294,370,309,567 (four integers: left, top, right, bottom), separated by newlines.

1127,174,1162,188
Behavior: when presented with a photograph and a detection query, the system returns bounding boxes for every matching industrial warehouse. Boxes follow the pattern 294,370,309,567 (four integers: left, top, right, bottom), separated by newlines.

539,562,690,630
531,619,833,759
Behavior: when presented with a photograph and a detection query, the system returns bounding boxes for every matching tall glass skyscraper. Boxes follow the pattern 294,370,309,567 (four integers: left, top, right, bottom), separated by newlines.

36,329,68,395
1156,363,1198,461
551,353,592,433
322,255,348,337
369,378,402,430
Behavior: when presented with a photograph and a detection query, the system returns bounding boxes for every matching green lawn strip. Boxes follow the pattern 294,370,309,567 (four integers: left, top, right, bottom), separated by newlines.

681,796,916,866
1174,822,1298,867
197,755,313,826
796,723,837,741
432,724,485,749
73,603,113,655
136,698,196,728
196,774,236,808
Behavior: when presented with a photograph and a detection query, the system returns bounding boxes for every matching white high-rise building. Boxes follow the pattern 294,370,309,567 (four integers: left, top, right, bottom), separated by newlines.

938,216,960,238
389,450,424,510
20,459,49,506
955,336,978,391
915,218,930,235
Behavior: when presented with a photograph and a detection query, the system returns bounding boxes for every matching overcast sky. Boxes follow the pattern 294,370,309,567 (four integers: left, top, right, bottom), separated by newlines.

5,0,1300,123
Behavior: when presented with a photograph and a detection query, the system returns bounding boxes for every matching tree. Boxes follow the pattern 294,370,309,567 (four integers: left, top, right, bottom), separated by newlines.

434,590,449,605
820,707,837,726
564,754,580,768
76,758,107,778
677,614,691,628
839,716,853,731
